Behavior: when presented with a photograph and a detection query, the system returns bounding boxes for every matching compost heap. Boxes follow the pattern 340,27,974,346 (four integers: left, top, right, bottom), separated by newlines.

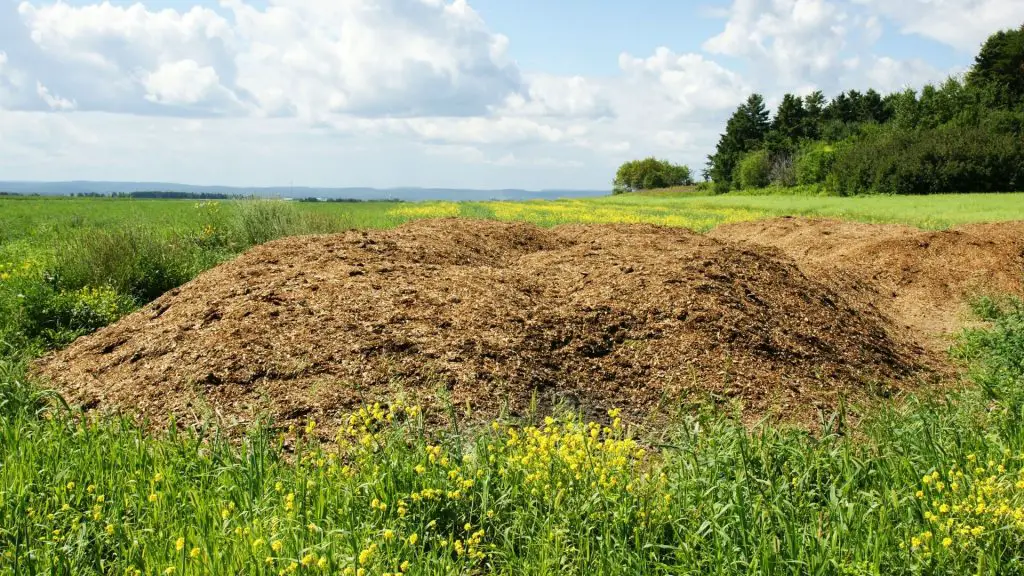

36,219,950,434
709,217,1024,350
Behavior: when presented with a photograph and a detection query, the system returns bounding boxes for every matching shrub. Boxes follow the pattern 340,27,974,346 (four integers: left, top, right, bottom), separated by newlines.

227,200,340,247
735,149,771,189
613,158,693,193
796,143,837,185
830,126,1024,196
49,226,213,302
19,284,136,348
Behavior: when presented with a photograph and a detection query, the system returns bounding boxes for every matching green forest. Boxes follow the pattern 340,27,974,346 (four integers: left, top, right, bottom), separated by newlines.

703,23,1024,195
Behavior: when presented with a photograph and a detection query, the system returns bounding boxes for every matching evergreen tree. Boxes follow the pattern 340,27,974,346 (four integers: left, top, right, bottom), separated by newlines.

966,23,1024,108
803,90,826,140
859,89,887,123
707,94,772,191
771,94,807,148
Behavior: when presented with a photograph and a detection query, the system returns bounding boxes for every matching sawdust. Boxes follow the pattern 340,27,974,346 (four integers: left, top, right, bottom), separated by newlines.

709,218,1024,351
34,219,949,435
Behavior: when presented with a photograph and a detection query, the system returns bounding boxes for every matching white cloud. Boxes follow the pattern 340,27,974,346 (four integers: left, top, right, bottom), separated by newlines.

0,51,28,108
0,0,1000,189
499,74,613,118
143,60,224,106
619,48,751,117
224,0,522,119
332,115,578,146
848,55,949,93
36,80,76,110
16,1,234,64
853,0,1024,52
702,0,959,95
703,0,856,91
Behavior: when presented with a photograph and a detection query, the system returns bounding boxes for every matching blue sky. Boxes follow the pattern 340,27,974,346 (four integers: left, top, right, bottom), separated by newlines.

0,0,1020,190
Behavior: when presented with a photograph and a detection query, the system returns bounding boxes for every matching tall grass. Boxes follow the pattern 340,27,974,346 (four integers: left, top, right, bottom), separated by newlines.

50,226,215,301
0,200,353,357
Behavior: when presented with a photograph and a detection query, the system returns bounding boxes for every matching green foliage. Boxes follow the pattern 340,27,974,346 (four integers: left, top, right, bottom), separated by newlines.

613,157,693,194
770,93,807,151
795,142,837,186
967,24,1024,108
18,285,136,349
705,24,1024,196
707,94,772,192
735,149,771,189
50,226,213,303
952,296,1024,402
230,200,340,246
803,91,826,140
830,125,1024,196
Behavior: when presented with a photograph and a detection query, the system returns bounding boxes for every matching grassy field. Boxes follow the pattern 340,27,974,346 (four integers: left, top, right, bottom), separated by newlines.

3,192,1024,574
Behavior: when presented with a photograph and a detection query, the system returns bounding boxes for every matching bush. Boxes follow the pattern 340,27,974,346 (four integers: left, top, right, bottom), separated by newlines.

613,158,693,193
229,200,338,247
830,125,1024,196
796,143,837,185
49,226,214,302
19,284,136,348
735,150,771,189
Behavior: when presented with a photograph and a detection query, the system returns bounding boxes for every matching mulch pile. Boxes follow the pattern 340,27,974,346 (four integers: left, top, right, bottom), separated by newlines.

35,219,953,434
709,218,1024,350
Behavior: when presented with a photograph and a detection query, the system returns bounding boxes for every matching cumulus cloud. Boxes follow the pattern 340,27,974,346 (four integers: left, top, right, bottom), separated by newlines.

223,0,522,119
618,48,751,116
498,74,614,118
702,0,958,95
0,0,1001,189
12,0,521,118
16,0,238,113
703,0,859,92
0,51,28,108
853,0,1024,52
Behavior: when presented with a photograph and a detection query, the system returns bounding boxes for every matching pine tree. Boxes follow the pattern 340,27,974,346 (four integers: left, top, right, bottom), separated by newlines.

803,91,826,140
966,23,1024,108
771,94,807,146
707,94,772,191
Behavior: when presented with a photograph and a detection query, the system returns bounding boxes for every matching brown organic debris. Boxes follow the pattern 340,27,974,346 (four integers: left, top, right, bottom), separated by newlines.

35,218,954,435
709,217,1024,351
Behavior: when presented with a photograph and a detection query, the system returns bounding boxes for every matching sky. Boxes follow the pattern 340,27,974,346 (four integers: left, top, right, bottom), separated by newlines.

0,0,1021,190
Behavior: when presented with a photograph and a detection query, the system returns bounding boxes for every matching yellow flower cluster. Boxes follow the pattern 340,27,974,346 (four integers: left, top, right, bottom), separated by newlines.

0,259,36,282
479,199,763,231
487,409,643,505
386,202,461,220
911,453,1024,560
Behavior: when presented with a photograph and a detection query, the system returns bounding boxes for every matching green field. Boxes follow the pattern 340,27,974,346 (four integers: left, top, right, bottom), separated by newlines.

5,193,1024,244
3,193,1024,575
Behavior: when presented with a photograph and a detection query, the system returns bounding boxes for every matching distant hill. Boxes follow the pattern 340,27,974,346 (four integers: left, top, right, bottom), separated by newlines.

0,181,609,202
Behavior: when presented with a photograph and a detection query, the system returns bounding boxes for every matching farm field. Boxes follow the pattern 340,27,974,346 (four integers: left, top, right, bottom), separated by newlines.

2,192,1024,575
4,192,1024,244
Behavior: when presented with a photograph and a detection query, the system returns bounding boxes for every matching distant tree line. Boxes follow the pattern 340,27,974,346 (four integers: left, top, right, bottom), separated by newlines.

110,191,246,199
294,197,404,203
705,23,1024,195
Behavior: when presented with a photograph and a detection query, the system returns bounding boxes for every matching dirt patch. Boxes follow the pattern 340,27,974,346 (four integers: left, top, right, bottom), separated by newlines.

34,219,941,435
709,218,1024,350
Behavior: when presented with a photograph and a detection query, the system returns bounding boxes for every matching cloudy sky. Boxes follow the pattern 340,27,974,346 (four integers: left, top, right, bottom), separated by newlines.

0,0,1021,190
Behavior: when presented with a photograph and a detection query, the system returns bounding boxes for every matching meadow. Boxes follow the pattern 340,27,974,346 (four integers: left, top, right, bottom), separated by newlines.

3,192,1024,575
